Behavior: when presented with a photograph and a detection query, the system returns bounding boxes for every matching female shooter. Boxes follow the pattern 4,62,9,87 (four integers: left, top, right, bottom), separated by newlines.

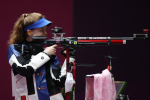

7,12,74,100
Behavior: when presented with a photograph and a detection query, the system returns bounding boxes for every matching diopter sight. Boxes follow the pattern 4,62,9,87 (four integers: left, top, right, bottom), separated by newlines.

51,26,66,39
51,26,62,33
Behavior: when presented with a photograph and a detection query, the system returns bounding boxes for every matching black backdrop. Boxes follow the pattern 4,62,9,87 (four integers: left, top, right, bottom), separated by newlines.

73,0,150,100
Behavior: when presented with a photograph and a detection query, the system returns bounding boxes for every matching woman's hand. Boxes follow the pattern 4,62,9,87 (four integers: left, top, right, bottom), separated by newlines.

44,44,57,56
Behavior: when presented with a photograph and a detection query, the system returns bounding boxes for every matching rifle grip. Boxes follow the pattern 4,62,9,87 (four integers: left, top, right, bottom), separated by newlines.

60,48,66,57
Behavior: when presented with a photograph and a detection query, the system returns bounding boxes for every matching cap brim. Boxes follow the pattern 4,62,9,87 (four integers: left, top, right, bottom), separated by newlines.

24,17,52,31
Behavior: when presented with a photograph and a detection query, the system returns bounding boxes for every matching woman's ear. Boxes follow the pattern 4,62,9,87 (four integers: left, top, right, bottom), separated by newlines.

27,30,32,36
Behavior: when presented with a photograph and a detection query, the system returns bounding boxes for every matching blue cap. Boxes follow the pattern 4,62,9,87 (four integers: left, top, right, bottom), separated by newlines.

24,17,52,31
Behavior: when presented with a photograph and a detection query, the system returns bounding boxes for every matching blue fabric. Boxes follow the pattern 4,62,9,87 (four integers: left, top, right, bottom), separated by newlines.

7,44,21,61
24,17,52,31
51,56,60,69
35,66,50,100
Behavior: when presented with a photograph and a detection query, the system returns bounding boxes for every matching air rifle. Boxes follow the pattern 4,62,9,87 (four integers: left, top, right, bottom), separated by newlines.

21,27,148,56
31,27,148,48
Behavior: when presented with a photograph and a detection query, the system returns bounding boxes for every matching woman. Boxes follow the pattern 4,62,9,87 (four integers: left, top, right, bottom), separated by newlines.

7,12,75,100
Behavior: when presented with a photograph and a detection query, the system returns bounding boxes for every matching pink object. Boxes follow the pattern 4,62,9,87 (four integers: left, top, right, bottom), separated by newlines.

85,69,116,100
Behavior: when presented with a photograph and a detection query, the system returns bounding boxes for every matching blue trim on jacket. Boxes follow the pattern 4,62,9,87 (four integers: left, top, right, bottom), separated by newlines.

8,44,21,61
35,65,50,100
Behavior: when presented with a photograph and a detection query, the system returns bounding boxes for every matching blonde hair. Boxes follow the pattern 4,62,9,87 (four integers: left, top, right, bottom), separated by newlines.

8,12,44,45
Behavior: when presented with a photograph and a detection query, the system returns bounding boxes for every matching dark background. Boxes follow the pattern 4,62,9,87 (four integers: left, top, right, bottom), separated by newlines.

1,0,150,100
74,0,150,100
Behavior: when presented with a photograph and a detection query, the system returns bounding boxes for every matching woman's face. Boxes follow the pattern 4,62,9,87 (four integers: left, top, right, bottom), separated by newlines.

31,26,47,37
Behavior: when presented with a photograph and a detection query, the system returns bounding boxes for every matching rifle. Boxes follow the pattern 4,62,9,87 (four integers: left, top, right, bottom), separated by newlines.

31,27,148,47
21,27,148,56
29,27,148,100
